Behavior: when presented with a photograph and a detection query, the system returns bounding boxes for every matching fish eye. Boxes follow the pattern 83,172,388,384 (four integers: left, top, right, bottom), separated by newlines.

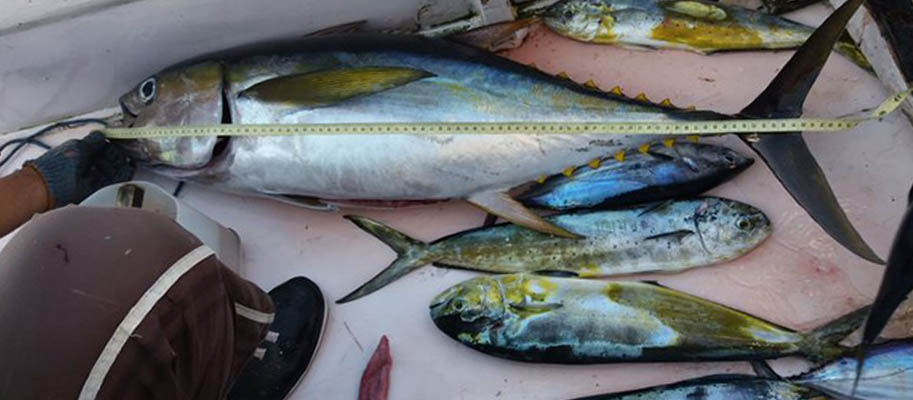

139,77,156,103
723,154,737,167
736,217,753,231
452,299,467,311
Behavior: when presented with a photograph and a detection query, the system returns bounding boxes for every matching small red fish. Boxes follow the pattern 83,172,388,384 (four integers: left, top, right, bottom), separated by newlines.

358,335,392,400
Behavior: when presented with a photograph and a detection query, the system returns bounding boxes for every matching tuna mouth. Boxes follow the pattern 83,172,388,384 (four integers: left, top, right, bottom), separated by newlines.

119,98,138,127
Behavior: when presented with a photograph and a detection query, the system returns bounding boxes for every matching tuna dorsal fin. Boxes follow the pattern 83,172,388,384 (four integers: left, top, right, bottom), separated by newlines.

466,190,583,239
449,18,539,52
661,1,728,21
304,20,367,37
643,229,694,242
738,0,883,265
240,67,435,107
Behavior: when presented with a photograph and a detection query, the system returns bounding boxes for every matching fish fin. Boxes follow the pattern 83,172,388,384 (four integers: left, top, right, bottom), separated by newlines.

738,0,883,265
646,150,675,161
466,190,583,239
860,203,913,349
337,216,432,303
448,18,538,52
240,66,435,107
660,1,728,21
799,306,871,363
835,32,874,72
305,20,368,37
267,194,338,211
508,301,563,314
533,270,578,278
640,280,668,288
482,213,499,227
358,335,392,400
750,360,781,379
642,229,694,242
638,199,676,216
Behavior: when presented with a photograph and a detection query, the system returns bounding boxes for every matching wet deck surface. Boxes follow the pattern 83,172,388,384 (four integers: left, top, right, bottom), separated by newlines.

1,4,912,399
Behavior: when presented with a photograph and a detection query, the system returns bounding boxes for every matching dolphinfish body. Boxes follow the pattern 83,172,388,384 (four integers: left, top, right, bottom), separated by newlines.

339,196,770,302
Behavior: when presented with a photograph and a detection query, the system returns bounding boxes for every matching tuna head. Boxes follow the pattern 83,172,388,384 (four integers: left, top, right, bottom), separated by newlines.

116,61,225,171
693,197,772,261
430,277,506,344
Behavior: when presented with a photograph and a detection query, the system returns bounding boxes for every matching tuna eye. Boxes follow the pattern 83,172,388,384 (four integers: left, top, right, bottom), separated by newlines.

139,78,156,103
724,155,737,167
452,299,467,311
736,217,753,231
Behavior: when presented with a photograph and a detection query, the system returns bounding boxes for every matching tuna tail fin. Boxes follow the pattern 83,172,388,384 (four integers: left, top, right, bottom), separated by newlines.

835,32,874,72
337,216,433,304
738,0,884,265
799,306,871,363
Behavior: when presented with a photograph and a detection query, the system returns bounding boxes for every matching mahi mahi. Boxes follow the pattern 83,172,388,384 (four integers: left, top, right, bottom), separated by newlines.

340,196,770,302
543,0,870,70
430,273,869,363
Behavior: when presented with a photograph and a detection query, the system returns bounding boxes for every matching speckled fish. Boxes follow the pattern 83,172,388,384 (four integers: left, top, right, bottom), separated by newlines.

518,141,753,210
793,339,913,400
570,375,832,400
339,196,770,302
429,273,869,364
543,0,871,70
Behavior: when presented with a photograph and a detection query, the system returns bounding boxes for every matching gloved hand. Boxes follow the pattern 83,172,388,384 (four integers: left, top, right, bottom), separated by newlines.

25,131,134,208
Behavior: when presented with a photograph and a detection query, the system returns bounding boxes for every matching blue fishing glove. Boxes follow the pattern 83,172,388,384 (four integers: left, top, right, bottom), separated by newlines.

25,131,134,208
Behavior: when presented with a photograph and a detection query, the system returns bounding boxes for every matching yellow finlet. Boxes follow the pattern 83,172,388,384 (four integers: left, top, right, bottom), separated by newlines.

662,138,675,148
687,135,700,143
588,158,602,169
685,105,697,111
638,143,651,154
635,92,649,102
536,174,548,184
614,150,626,162
660,98,673,107
557,71,570,79
562,166,576,177
528,63,539,69
610,86,624,96
584,79,599,89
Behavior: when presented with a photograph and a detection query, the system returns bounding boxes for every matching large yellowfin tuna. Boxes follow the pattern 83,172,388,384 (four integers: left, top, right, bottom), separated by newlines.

544,0,870,70
431,274,869,364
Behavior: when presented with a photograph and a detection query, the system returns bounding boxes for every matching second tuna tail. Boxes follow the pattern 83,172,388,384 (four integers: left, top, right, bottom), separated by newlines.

337,216,433,304
835,32,874,72
798,305,872,363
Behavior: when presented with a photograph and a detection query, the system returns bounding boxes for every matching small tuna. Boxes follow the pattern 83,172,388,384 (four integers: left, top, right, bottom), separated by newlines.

518,141,753,211
430,273,869,363
543,0,871,70
339,196,770,303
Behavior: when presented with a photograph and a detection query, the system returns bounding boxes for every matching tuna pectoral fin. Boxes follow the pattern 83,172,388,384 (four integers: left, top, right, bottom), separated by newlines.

239,67,435,107
337,216,432,304
799,306,871,362
738,0,882,265
449,18,538,52
466,191,582,239
266,194,338,211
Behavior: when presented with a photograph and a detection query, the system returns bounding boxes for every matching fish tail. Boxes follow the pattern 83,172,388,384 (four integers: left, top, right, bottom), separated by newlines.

835,33,874,72
799,305,871,363
337,216,433,304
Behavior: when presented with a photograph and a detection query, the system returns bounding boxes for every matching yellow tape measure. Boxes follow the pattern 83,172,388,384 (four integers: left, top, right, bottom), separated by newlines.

101,89,911,139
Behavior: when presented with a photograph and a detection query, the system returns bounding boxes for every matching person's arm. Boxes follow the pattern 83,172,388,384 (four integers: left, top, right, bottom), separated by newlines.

0,132,134,238
0,167,49,237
